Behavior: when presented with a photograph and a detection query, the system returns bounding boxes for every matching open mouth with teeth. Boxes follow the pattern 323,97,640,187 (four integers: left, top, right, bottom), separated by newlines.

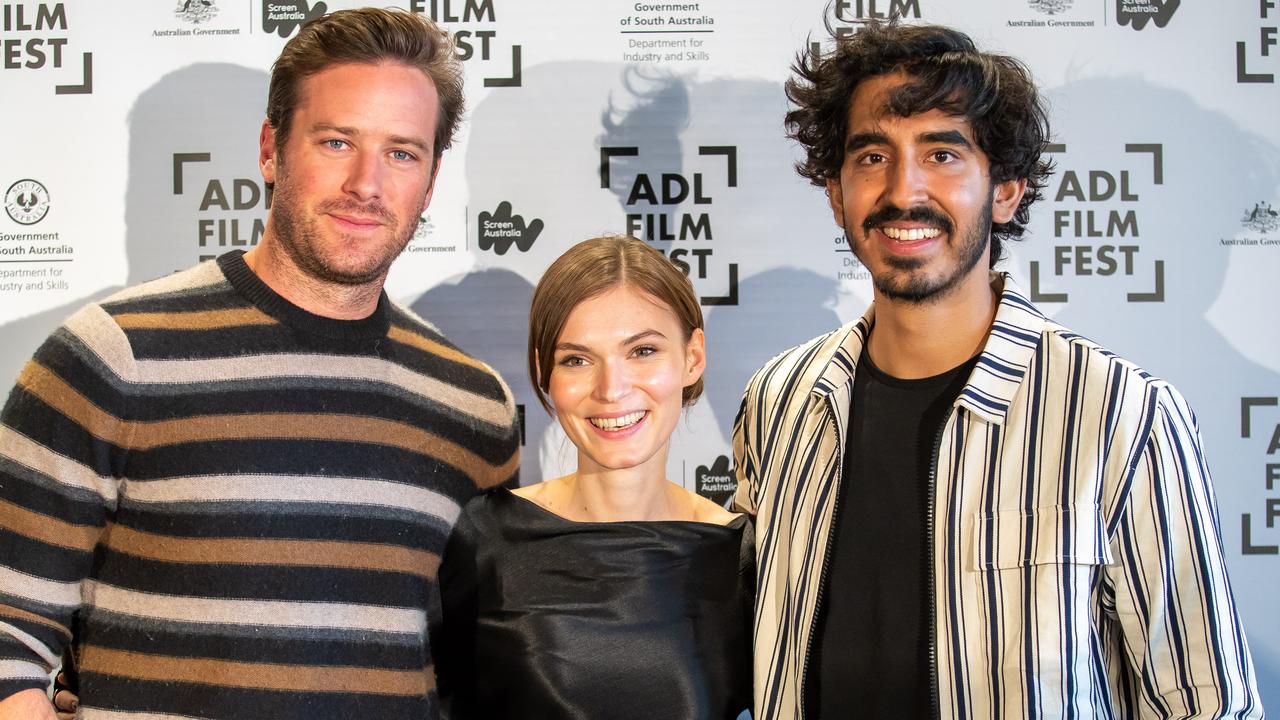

589,410,648,432
881,226,942,241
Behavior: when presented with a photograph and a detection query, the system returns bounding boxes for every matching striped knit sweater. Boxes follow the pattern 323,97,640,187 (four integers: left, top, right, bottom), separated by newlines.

0,251,520,719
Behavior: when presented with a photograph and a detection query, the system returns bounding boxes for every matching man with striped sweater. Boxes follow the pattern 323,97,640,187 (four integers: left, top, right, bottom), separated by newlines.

735,22,1262,719
0,8,519,719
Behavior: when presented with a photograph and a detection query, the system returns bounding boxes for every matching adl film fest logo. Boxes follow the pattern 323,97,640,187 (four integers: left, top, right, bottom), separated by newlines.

1029,143,1166,303
1,3,91,94
1239,398,1280,556
414,0,522,87
1235,0,1277,83
599,144,740,306
172,152,271,263
813,0,921,52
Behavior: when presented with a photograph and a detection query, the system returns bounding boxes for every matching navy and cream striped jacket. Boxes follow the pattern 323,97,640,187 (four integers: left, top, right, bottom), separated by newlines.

733,274,1262,719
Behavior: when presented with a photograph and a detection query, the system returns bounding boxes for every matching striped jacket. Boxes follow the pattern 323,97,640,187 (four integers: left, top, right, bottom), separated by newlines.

733,274,1262,719
0,252,520,718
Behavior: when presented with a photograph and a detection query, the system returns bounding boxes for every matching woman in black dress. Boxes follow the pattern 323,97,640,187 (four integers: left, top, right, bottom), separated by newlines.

432,236,753,719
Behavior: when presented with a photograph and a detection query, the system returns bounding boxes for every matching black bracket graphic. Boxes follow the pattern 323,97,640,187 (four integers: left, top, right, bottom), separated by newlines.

1126,260,1164,302
1241,397,1279,439
55,52,93,95
599,146,639,189
484,45,522,87
172,153,212,195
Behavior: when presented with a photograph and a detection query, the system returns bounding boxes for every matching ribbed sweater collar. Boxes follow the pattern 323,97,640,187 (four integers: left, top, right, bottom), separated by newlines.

217,250,392,340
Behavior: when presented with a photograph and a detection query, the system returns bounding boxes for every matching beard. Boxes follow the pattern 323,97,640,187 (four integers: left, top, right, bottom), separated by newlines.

268,165,425,287
847,198,992,304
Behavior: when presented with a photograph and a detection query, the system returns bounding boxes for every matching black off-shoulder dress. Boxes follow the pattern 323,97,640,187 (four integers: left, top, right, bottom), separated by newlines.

433,488,754,719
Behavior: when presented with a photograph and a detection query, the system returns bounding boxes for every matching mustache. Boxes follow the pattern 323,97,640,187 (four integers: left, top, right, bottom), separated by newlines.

862,205,953,235
317,198,397,224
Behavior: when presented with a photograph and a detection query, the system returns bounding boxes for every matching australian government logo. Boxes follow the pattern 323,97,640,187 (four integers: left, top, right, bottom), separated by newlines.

4,179,50,225
175,0,218,24
1008,0,1097,27
1029,0,1072,14
155,0,240,36
1220,201,1280,249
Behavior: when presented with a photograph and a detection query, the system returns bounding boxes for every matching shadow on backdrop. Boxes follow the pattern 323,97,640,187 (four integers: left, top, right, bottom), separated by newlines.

1042,75,1280,703
0,63,267,387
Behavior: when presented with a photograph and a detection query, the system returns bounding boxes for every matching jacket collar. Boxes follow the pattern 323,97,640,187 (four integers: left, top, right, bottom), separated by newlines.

809,272,1047,426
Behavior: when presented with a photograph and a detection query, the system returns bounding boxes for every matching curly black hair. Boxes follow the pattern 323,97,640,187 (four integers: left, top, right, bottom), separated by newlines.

785,20,1053,266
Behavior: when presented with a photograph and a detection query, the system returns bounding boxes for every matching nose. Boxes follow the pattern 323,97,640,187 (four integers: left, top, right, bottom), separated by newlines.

592,359,633,404
883,157,927,209
342,150,384,201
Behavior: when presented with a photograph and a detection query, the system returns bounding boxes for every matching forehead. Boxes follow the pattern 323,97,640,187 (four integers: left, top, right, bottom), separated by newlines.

846,72,977,139
560,285,681,339
293,61,438,139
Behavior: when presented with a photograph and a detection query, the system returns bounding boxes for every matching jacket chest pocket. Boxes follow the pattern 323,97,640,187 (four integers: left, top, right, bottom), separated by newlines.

971,504,1112,572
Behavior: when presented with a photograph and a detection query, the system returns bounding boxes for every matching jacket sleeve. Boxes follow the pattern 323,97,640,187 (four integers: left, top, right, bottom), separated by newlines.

0,305,127,700
1104,384,1263,719
732,384,761,516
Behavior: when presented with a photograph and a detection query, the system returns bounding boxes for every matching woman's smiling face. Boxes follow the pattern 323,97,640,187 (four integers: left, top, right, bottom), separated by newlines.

548,284,705,477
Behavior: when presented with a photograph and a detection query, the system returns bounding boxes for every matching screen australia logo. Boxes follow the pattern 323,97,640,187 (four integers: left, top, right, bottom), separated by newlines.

694,455,736,507
477,201,542,255
1117,0,1179,30
262,1,326,38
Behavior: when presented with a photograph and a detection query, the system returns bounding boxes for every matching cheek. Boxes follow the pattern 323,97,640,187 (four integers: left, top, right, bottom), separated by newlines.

547,372,590,411
636,364,685,402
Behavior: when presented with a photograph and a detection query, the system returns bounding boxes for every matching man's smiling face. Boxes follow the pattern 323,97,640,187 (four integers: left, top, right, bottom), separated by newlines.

826,72,1024,304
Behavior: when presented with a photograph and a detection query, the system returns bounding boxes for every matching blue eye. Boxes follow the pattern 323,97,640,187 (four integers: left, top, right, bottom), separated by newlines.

391,149,415,162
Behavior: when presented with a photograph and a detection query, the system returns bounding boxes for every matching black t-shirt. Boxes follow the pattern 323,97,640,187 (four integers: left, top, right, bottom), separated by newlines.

807,347,978,718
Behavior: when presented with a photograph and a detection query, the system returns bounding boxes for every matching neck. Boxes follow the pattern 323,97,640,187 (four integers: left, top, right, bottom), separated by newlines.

243,234,384,321
867,270,998,379
559,463,685,523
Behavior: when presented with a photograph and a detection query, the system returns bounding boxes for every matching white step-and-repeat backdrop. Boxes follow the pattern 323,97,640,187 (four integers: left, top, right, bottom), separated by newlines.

2,0,1277,704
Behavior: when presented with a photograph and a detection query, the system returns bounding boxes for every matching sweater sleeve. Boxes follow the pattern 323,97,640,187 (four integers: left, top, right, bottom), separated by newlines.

0,305,129,699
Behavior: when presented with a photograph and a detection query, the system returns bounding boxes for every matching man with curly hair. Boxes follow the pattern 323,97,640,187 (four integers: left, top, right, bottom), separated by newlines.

734,21,1262,719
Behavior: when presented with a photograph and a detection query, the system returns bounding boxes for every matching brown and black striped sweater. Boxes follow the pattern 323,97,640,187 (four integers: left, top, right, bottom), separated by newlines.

0,251,520,719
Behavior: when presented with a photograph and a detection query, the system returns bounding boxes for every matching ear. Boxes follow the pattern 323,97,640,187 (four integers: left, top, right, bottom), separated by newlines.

825,178,846,228
683,328,707,388
991,177,1027,224
259,120,278,185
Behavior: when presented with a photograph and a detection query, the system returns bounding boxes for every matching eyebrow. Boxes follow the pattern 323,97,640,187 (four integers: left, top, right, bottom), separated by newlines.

310,123,431,153
554,329,668,353
845,128,975,153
